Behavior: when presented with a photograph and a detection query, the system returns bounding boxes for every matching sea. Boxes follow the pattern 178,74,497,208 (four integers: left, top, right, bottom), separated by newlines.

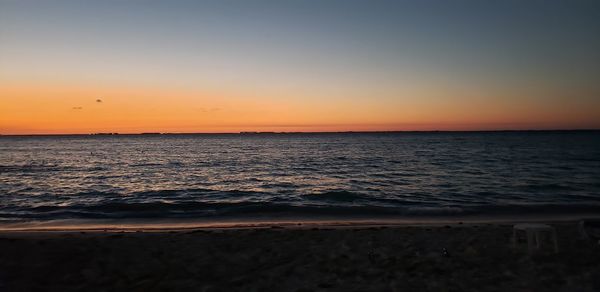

1,131,599,227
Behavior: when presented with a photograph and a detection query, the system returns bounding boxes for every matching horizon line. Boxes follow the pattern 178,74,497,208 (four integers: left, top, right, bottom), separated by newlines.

1,128,598,137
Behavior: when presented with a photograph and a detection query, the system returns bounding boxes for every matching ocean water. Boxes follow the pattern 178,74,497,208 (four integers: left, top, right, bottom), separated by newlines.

1,132,600,223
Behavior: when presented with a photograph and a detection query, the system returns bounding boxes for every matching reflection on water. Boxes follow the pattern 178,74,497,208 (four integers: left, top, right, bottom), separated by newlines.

1,132,599,221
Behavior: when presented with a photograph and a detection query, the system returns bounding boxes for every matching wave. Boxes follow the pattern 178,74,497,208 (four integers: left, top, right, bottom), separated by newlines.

2,198,600,221
304,190,366,202
0,164,78,173
518,183,579,191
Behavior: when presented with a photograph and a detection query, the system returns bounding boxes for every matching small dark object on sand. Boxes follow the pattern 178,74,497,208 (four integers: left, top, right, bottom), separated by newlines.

368,249,376,262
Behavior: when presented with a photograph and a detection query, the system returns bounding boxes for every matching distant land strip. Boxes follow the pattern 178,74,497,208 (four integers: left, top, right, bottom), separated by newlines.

0,129,599,137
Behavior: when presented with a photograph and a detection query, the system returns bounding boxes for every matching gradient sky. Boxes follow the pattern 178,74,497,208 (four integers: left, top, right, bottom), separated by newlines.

1,0,599,134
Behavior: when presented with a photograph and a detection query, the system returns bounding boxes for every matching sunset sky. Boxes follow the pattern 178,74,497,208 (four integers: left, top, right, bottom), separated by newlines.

1,0,599,134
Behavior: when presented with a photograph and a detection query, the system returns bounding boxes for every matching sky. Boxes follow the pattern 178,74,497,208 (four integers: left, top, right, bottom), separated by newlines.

1,0,599,134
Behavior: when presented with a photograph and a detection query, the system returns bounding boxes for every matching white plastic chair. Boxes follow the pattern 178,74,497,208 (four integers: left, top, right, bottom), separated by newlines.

512,223,558,253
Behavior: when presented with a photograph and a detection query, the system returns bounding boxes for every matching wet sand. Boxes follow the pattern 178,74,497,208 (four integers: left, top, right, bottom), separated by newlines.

1,222,599,291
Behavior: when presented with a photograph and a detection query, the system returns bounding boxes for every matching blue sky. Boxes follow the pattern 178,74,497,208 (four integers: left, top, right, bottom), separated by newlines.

1,0,599,133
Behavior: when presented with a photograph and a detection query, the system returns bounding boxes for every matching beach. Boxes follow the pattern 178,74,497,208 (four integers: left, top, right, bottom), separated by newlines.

3,0,600,290
2,221,599,291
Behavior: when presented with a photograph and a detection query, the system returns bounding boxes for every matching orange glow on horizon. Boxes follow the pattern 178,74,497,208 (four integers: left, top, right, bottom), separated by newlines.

1,80,599,135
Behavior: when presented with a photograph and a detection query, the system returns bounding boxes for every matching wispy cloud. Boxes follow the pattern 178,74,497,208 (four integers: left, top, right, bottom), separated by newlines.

72,107,83,110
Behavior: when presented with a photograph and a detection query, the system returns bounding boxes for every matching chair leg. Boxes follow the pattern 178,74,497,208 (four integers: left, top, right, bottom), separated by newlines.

578,221,589,240
535,232,541,248
526,231,534,253
552,229,559,253
512,229,517,248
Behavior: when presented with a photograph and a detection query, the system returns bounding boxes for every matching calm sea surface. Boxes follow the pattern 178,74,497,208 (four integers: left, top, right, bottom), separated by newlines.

1,132,599,222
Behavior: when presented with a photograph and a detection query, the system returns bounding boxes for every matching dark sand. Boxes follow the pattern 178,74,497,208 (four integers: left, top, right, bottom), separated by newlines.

1,222,599,291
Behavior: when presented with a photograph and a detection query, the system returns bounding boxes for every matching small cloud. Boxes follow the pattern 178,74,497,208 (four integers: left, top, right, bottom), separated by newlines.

72,107,83,110
96,98,103,103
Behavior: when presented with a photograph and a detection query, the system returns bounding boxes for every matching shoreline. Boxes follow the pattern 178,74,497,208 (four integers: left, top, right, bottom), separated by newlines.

2,213,599,233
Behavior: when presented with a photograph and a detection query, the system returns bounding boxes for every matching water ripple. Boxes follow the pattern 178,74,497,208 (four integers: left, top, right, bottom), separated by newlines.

1,132,599,220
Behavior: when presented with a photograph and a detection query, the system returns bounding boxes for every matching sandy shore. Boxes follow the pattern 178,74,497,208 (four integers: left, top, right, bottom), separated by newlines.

1,222,599,291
